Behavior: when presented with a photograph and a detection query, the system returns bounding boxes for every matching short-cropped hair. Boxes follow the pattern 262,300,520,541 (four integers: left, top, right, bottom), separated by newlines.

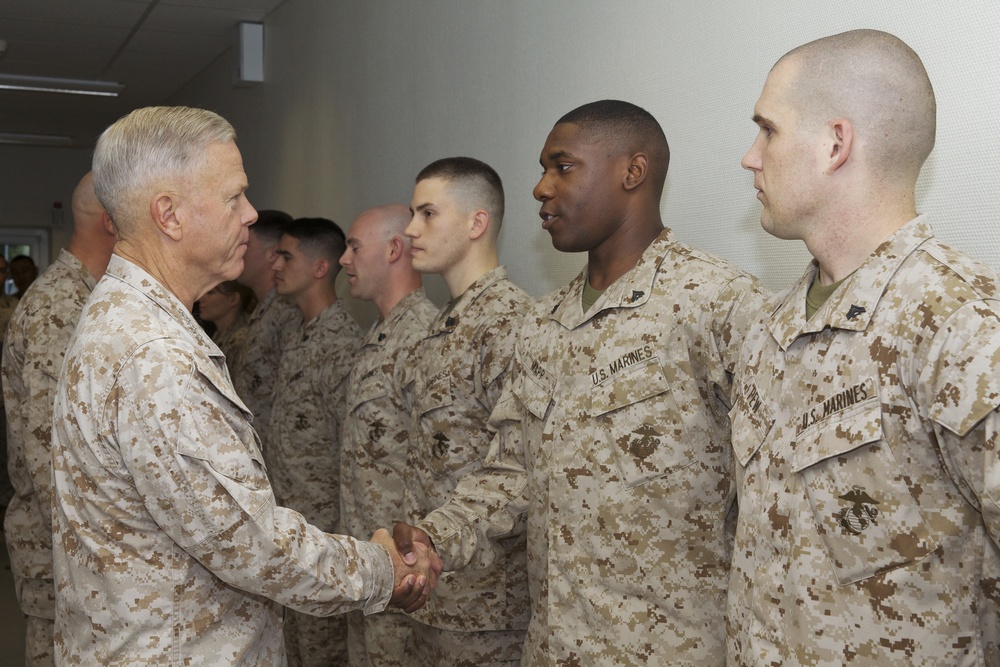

93,106,236,232
283,217,347,269
416,156,505,227
251,209,294,245
557,100,670,196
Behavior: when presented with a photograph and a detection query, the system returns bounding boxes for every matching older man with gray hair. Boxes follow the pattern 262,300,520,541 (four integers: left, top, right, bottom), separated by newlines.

49,106,440,666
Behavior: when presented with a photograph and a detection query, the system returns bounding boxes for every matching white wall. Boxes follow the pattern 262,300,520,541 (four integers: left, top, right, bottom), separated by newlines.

170,0,1000,320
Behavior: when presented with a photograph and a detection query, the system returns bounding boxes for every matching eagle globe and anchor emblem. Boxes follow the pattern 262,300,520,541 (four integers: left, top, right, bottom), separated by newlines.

837,485,879,535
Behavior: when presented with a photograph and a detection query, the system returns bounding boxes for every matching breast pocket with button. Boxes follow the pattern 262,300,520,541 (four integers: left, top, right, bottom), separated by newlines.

793,397,938,584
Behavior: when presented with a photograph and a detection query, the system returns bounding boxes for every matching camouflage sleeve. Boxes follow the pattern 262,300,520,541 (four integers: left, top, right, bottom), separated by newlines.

418,374,529,572
114,340,394,615
475,312,524,412
6,311,62,534
713,275,770,379
921,301,1000,547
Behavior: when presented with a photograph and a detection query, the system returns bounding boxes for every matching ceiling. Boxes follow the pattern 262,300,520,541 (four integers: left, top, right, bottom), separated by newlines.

0,0,286,149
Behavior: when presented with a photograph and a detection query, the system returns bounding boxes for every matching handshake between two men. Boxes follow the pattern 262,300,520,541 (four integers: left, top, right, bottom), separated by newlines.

372,523,442,613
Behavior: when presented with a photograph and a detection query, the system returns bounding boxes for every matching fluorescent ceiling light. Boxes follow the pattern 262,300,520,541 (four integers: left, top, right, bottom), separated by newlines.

0,74,123,97
0,132,75,147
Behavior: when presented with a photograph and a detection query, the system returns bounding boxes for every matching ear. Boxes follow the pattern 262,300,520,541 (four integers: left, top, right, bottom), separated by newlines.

225,292,241,309
387,235,404,263
826,118,853,173
313,258,331,279
151,193,183,241
469,209,490,241
623,153,649,192
101,211,116,237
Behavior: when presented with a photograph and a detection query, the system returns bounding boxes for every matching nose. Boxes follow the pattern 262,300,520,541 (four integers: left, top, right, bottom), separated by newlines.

532,171,552,202
339,247,351,268
404,216,418,239
242,196,258,225
272,255,284,271
741,133,763,172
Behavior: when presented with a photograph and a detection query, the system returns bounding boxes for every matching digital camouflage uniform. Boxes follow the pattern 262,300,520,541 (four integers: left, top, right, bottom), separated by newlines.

269,298,362,667
420,229,767,666
0,291,21,505
407,266,533,666
230,289,298,450
2,250,97,667
213,310,252,366
728,216,1000,666
51,256,393,666
340,288,437,666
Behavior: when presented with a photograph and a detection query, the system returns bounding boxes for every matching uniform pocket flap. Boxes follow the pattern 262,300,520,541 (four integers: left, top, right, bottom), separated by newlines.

349,373,389,413
415,369,454,415
589,352,667,417
510,353,553,420
792,385,880,473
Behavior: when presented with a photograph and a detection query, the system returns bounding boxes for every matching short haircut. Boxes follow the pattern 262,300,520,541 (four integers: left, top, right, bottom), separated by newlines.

283,217,347,276
250,209,293,245
416,157,505,230
777,30,935,182
557,100,670,197
10,255,35,268
93,106,236,234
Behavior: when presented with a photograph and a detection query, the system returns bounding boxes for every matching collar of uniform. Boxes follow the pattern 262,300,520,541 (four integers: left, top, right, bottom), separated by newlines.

106,254,222,357
364,288,428,346
431,265,508,333
247,288,279,324
55,248,99,292
767,215,934,350
300,297,351,334
550,228,671,329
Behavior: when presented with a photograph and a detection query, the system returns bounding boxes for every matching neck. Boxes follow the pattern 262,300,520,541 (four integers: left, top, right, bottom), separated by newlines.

587,213,663,290
248,273,275,302
807,203,916,285
375,275,423,319
66,225,115,281
442,249,498,299
295,285,337,323
115,239,202,310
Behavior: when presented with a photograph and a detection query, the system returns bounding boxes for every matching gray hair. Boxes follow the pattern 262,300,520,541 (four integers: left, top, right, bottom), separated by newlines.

92,106,236,233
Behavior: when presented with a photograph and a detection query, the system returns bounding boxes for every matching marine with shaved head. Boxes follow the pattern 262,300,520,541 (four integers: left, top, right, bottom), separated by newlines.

395,100,767,665
338,204,438,666
2,171,116,667
729,29,1000,665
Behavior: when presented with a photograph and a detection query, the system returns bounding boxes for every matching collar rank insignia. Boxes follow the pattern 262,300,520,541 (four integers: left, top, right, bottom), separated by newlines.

846,304,866,320
631,290,645,302
836,485,879,535
445,316,457,327
378,333,387,342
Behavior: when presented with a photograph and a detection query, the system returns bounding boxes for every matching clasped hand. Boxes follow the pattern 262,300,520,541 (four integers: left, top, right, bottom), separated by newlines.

370,523,442,613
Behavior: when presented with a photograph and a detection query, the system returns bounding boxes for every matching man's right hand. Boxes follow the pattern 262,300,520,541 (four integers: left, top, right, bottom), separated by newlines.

370,527,442,613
